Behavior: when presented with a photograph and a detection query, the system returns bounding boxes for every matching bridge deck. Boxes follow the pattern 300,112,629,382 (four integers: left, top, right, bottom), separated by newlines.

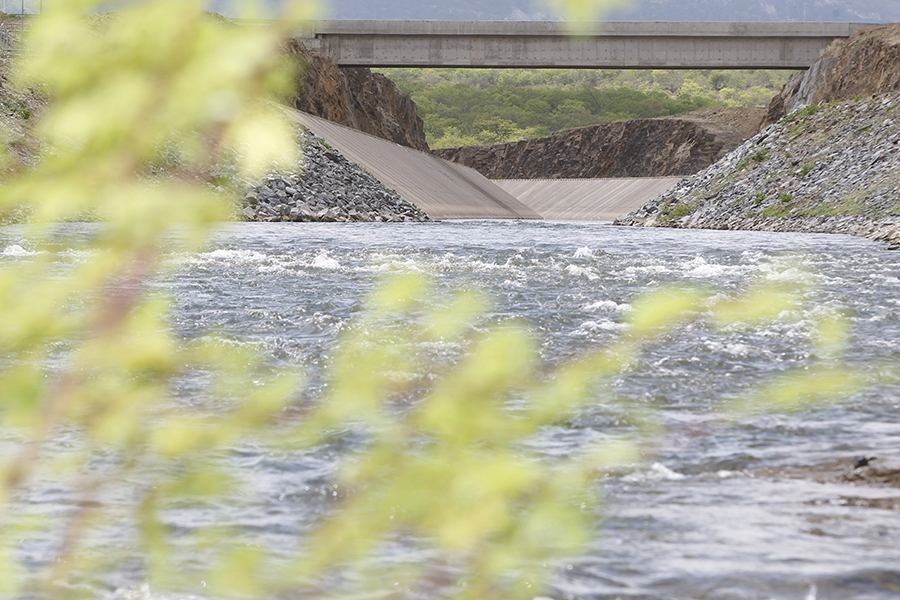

295,20,879,69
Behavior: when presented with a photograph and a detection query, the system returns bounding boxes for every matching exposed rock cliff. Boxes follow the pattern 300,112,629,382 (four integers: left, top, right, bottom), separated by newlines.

432,108,764,179
763,22,900,127
288,41,429,152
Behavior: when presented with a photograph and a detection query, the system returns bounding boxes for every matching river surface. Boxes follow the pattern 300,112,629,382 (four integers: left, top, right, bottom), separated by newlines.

4,221,900,600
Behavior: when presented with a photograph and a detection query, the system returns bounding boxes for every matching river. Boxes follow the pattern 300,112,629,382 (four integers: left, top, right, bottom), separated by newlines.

4,220,900,600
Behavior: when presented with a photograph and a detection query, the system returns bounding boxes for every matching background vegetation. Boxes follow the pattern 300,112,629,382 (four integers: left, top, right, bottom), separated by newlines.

382,68,793,147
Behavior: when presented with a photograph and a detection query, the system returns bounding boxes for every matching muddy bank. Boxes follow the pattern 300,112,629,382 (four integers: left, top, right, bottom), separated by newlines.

754,457,900,511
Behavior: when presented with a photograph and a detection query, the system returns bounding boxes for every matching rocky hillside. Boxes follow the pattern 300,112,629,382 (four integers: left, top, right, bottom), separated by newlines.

0,30,430,166
0,25,434,223
614,95,900,248
0,51,46,176
616,22,900,248
432,108,764,179
288,40,428,152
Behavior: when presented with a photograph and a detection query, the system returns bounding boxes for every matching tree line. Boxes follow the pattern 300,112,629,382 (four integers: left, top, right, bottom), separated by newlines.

381,68,793,148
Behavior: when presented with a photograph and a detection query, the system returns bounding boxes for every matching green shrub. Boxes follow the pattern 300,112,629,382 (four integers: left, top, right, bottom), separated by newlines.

669,202,697,218
751,148,770,163
762,205,791,217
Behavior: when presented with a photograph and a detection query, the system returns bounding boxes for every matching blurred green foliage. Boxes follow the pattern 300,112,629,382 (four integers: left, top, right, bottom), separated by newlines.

383,68,792,148
0,2,863,600
0,0,315,596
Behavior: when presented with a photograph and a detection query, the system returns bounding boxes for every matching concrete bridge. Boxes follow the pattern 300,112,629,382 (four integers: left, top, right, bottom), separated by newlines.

294,20,877,70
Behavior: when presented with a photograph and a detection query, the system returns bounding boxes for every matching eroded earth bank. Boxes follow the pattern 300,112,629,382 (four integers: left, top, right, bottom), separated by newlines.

433,107,765,179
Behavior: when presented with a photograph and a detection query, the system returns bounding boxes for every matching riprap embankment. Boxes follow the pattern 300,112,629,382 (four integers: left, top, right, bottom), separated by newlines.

616,23,900,248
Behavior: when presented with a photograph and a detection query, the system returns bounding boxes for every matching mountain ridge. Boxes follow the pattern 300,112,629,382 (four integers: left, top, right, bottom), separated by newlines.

318,0,900,22
209,0,900,22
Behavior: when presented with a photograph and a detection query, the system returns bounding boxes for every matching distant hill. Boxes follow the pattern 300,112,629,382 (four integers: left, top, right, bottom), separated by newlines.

317,0,900,22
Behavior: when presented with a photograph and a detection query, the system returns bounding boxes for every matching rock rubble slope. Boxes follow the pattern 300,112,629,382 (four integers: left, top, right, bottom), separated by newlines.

614,95,900,248
240,131,430,223
617,22,900,248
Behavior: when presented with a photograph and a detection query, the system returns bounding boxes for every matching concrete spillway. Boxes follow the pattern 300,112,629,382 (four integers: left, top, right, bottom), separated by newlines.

288,109,677,221
494,178,682,221
286,110,541,220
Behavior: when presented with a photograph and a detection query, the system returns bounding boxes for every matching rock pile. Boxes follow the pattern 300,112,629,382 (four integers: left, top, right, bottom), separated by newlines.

614,94,900,249
239,132,430,223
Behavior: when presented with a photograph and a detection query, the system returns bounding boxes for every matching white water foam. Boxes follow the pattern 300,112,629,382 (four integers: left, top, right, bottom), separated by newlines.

583,299,630,312
622,264,672,278
194,248,270,266
623,462,686,483
2,244,36,257
703,340,757,357
105,583,206,600
565,264,599,280
577,320,626,333
680,256,748,279
310,253,341,270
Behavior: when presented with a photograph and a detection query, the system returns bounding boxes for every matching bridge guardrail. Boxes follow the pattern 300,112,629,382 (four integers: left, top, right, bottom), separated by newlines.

0,18,26,56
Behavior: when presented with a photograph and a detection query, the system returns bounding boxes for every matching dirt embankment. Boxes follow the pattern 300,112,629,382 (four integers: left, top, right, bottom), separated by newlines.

432,107,765,179
288,41,429,152
615,22,900,248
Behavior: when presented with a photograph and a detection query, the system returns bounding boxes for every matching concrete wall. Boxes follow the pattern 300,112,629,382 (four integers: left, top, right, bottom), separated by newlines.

296,20,878,69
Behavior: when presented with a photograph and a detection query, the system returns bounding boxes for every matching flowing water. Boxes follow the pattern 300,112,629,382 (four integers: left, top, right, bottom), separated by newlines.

3,221,900,600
